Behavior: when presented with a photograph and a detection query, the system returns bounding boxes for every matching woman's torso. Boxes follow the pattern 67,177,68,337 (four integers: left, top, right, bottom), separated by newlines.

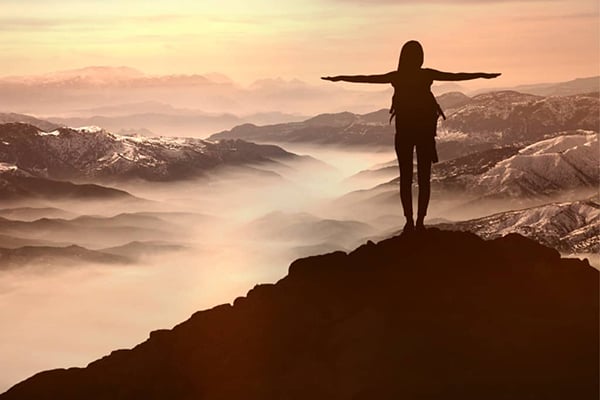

390,68,439,138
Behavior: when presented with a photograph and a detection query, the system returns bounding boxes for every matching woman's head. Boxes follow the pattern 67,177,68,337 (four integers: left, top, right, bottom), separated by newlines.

398,40,424,70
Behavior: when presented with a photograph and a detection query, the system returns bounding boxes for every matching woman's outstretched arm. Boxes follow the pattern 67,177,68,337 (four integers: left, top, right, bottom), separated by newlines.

428,69,501,81
321,72,394,84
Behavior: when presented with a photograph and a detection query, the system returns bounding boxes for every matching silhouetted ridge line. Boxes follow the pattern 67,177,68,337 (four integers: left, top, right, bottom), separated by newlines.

1,229,598,399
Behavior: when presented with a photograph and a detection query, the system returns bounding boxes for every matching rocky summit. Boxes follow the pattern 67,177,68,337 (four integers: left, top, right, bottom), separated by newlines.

1,229,597,399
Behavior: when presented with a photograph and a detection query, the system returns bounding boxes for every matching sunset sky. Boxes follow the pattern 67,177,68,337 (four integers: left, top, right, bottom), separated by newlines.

1,0,598,86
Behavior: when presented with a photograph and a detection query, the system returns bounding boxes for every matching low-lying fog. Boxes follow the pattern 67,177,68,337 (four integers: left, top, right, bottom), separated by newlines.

0,147,396,391
0,146,595,391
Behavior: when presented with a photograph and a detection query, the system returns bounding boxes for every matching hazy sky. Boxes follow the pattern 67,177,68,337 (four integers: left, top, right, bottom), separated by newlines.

1,0,598,85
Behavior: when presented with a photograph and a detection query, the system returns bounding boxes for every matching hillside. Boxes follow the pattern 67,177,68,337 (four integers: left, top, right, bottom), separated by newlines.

2,229,597,399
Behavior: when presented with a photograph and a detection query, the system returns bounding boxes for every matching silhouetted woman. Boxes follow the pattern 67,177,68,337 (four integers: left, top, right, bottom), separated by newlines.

322,40,500,232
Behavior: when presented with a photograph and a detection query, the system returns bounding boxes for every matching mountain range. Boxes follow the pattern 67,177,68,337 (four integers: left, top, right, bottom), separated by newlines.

0,123,309,183
468,133,598,198
1,229,596,399
209,91,599,159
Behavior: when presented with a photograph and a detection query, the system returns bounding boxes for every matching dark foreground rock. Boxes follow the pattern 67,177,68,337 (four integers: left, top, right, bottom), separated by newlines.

1,229,598,399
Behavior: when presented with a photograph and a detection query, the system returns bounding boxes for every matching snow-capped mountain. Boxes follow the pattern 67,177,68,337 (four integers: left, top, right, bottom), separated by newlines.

0,123,303,182
473,133,598,197
437,198,600,254
374,132,598,198
334,132,599,223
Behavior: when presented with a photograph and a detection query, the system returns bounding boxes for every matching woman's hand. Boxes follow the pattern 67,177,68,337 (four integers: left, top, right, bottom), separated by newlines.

321,76,341,82
482,73,501,79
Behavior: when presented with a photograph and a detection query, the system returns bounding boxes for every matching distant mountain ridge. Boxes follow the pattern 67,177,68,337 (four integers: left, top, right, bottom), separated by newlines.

0,245,129,269
48,110,308,138
0,113,60,131
1,67,596,119
0,211,185,248
1,229,596,399
0,163,135,203
0,66,391,116
1,66,203,87
502,76,600,97
245,211,376,256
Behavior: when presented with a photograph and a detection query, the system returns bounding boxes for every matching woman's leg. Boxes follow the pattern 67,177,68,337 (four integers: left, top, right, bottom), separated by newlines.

395,138,414,228
415,140,433,228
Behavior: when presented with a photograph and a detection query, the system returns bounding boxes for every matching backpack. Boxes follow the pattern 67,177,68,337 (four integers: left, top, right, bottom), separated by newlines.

388,88,446,125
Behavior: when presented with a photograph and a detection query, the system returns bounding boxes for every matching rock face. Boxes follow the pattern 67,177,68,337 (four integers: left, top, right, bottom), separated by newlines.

1,229,597,399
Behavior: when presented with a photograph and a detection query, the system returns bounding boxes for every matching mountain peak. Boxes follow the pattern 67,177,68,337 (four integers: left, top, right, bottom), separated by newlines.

2,229,597,399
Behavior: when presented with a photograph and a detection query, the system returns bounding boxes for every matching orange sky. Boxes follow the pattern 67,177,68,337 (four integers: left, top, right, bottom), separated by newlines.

1,0,598,86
